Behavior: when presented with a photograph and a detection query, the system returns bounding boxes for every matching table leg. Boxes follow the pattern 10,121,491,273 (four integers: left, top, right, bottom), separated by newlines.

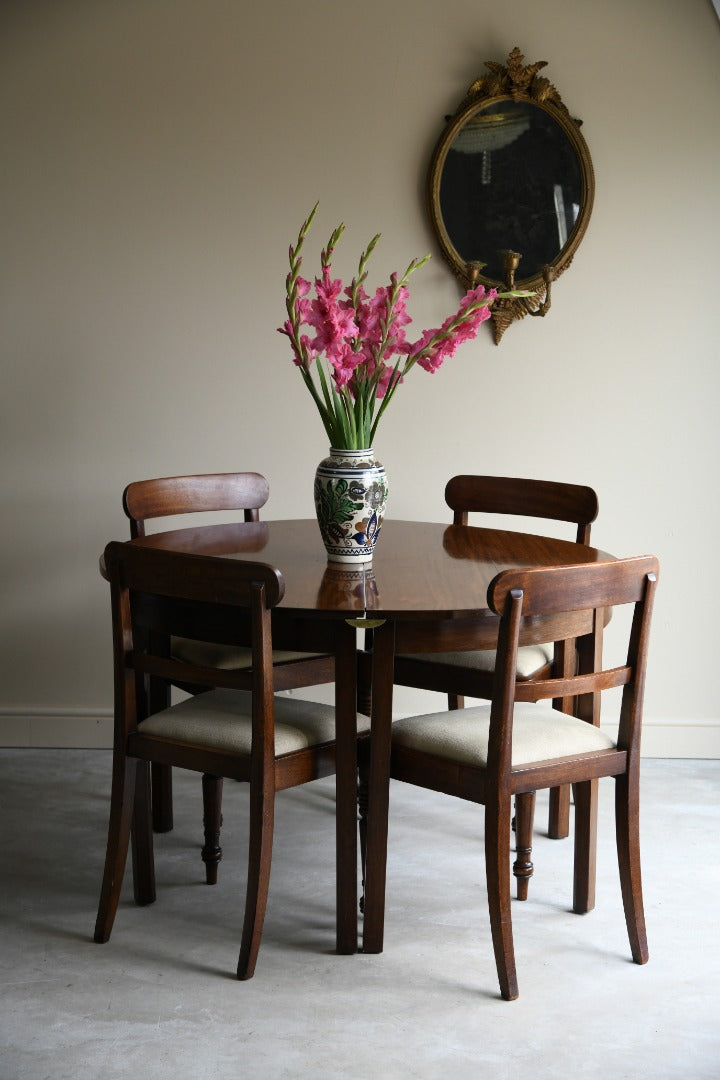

362,619,395,954
335,621,359,954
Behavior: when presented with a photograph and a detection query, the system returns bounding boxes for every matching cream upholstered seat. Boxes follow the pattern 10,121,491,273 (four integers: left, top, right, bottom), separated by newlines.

391,702,614,768
140,689,370,755
404,644,553,680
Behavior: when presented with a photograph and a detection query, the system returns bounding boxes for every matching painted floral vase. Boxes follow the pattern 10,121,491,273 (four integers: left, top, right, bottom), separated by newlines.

314,447,388,563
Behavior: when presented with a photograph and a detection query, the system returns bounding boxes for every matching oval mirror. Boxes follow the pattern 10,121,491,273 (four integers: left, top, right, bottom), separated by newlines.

428,48,595,343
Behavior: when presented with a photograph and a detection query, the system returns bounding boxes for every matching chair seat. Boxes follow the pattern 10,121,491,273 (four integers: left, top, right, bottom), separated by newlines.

171,637,327,670
398,644,553,681
391,702,615,767
139,688,370,756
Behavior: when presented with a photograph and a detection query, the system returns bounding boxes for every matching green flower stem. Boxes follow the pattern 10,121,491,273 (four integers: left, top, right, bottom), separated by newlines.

368,356,404,445
301,365,336,444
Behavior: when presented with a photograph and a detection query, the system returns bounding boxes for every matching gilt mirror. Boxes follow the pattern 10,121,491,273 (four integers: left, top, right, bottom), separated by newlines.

428,48,594,342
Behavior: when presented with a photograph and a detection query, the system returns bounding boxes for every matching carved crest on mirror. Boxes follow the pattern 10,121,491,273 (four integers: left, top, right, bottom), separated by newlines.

428,48,595,343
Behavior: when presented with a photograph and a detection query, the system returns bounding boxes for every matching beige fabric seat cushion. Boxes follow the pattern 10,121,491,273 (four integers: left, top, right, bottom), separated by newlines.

399,644,553,681
391,702,615,768
171,636,326,671
139,688,370,756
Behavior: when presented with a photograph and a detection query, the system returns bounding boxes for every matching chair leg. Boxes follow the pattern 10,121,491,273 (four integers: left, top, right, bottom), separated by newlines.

151,763,174,833
237,784,275,980
201,774,224,885
95,757,140,943
513,791,535,901
547,784,571,839
131,761,156,905
572,779,598,914
485,795,519,1000
615,772,648,964
357,750,369,914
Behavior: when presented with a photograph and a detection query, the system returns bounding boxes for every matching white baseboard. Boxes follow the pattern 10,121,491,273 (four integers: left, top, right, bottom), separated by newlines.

0,707,718,758
605,717,720,759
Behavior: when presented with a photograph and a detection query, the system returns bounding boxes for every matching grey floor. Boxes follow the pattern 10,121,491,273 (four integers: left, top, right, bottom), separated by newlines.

1,752,718,1080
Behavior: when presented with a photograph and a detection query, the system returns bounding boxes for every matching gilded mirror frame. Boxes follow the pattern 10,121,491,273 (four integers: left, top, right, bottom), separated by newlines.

428,48,595,343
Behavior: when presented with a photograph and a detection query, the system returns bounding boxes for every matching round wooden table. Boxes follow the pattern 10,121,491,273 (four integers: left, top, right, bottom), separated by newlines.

132,518,612,954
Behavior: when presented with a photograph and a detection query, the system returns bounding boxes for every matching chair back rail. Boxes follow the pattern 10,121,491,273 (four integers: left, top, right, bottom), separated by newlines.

445,474,599,542
123,472,270,537
104,541,284,609
489,556,657,616
513,665,631,703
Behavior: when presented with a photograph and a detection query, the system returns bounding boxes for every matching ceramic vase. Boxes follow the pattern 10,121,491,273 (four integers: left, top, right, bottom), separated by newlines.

313,447,388,563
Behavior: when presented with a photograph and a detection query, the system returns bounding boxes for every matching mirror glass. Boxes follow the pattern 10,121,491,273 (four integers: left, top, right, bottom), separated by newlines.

439,99,584,283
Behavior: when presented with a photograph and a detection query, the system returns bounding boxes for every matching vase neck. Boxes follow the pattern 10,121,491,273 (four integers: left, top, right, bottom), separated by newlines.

329,446,374,456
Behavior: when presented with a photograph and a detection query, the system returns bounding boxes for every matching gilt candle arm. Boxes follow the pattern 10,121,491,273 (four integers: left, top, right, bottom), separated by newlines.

526,264,554,318
468,254,556,344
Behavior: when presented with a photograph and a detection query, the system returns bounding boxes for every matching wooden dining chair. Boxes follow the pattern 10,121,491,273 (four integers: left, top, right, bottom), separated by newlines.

387,554,658,1000
123,472,334,882
393,474,599,843
94,541,368,979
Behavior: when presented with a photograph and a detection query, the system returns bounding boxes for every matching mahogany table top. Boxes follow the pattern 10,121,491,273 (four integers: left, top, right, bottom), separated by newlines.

133,518,611,623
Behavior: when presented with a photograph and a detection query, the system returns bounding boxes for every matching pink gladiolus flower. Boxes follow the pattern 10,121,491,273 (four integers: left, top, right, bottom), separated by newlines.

417,337,456,373
300,334,316,359
459,284,497,312
330,343,364,387
281,207,510,450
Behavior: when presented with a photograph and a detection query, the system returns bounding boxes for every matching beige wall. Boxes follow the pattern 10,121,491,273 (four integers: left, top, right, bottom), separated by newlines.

1,0,719,753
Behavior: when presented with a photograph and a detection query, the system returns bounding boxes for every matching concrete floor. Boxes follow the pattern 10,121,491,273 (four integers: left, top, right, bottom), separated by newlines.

0,751,718,1080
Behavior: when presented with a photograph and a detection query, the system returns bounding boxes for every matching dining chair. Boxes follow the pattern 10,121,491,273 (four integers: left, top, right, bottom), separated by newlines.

393,474,599,845
386,554,658,1000
123,472,334,882
94,541,368,979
